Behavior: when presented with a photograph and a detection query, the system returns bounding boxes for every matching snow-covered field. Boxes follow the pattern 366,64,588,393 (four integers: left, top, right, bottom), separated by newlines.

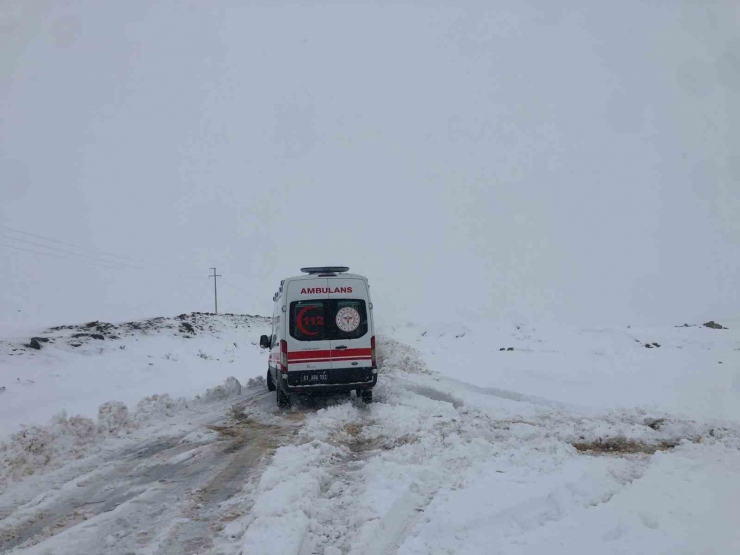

0,312,271,439
1,315,739,554
384,319,740,422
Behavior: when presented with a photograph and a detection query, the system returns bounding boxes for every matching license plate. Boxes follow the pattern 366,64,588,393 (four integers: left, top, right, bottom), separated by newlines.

301,372,328,383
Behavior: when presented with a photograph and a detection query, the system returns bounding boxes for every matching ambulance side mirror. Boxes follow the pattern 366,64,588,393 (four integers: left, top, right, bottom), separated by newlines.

259,335,271,349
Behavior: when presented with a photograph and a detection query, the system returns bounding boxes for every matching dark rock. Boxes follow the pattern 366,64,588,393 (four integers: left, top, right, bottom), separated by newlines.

703,321,727,330
652,342,660,348
180,322,195,334
70,343,82,348
499,348,505,351
507,347,514,351
645,418,666,430
72,332,105,340
644,343,653,348
31,337,50,343
26,338,43,350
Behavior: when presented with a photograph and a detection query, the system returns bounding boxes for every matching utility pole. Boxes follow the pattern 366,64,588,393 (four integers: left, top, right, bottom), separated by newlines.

209,268,221,314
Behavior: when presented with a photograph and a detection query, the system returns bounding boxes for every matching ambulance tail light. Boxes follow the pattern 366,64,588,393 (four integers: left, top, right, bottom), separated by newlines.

280,340,288,372
371,336,377,368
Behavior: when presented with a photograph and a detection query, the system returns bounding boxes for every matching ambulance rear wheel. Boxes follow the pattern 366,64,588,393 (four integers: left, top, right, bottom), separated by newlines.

361,389,373,404
266,370,276,392
277,386,291,409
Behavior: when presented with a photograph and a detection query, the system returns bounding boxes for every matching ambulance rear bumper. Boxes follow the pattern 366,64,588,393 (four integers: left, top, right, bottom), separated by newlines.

283,367,377,393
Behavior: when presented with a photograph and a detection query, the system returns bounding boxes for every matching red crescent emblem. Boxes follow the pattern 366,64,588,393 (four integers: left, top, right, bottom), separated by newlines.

296,306,319,336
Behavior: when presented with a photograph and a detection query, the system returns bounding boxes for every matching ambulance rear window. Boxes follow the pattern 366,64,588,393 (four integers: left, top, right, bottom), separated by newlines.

290,299,368,341
290,301,326,341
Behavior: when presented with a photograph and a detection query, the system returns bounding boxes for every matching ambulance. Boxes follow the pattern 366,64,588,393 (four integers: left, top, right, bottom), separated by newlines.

260,267,377,408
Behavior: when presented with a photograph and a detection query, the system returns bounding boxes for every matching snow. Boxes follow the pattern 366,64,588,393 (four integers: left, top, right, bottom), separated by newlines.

0,312,271,439
1,314,739,554
97,401,130,434
0,374,250,489
240,511,311,555
222,322,740,555
506,442,740,555
381,320,740,421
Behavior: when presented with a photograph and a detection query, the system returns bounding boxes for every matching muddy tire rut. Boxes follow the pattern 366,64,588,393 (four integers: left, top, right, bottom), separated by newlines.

0,393,298,554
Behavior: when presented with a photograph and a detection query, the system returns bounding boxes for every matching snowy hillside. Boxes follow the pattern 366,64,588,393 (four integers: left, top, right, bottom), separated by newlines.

0,312,271,438
0,315,739,554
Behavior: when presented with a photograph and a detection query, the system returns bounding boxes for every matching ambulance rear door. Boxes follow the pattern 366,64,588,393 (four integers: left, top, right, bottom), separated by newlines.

285,278,332,374
327,277,372,370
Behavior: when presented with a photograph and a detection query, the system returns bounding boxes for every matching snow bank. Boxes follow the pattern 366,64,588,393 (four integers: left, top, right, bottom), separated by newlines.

0,412,99,486
97,401,130,434
0,377,245,489
247,375,266,389
203,376,242,401
376,336,429,375
133,393,189,421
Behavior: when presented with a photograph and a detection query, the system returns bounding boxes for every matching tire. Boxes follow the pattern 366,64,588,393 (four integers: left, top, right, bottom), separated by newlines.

266,369,276,392
277,386,291,409
361,389,373,404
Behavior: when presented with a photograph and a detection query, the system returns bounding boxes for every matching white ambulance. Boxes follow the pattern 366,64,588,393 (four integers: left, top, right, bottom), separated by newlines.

260,267,377,408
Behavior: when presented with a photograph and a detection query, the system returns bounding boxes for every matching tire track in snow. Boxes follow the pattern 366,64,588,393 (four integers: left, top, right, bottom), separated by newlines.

0,390,297,554
290,401,392,555
291,391,449,555
288,372,684,555
361,485,427,555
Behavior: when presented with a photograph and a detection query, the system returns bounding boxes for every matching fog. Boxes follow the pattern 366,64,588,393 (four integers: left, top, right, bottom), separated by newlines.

1,0,738,328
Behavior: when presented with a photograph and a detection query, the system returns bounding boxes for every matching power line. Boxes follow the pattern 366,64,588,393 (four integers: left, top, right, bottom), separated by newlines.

3,242,257,315
0,225,172,268
0,226,253,282
221,281,252,296
0,233,154,271
0,239,202,279
0,242,137,271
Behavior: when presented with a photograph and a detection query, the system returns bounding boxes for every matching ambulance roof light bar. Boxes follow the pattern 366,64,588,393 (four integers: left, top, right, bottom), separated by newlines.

300,266,349,275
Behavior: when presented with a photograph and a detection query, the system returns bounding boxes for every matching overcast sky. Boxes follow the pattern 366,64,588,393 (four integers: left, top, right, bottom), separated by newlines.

1,0,738,328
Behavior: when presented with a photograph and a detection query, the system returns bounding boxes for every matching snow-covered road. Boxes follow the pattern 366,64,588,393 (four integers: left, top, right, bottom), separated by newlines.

5,374,738,554
2,314,740,554
0,389,283,554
